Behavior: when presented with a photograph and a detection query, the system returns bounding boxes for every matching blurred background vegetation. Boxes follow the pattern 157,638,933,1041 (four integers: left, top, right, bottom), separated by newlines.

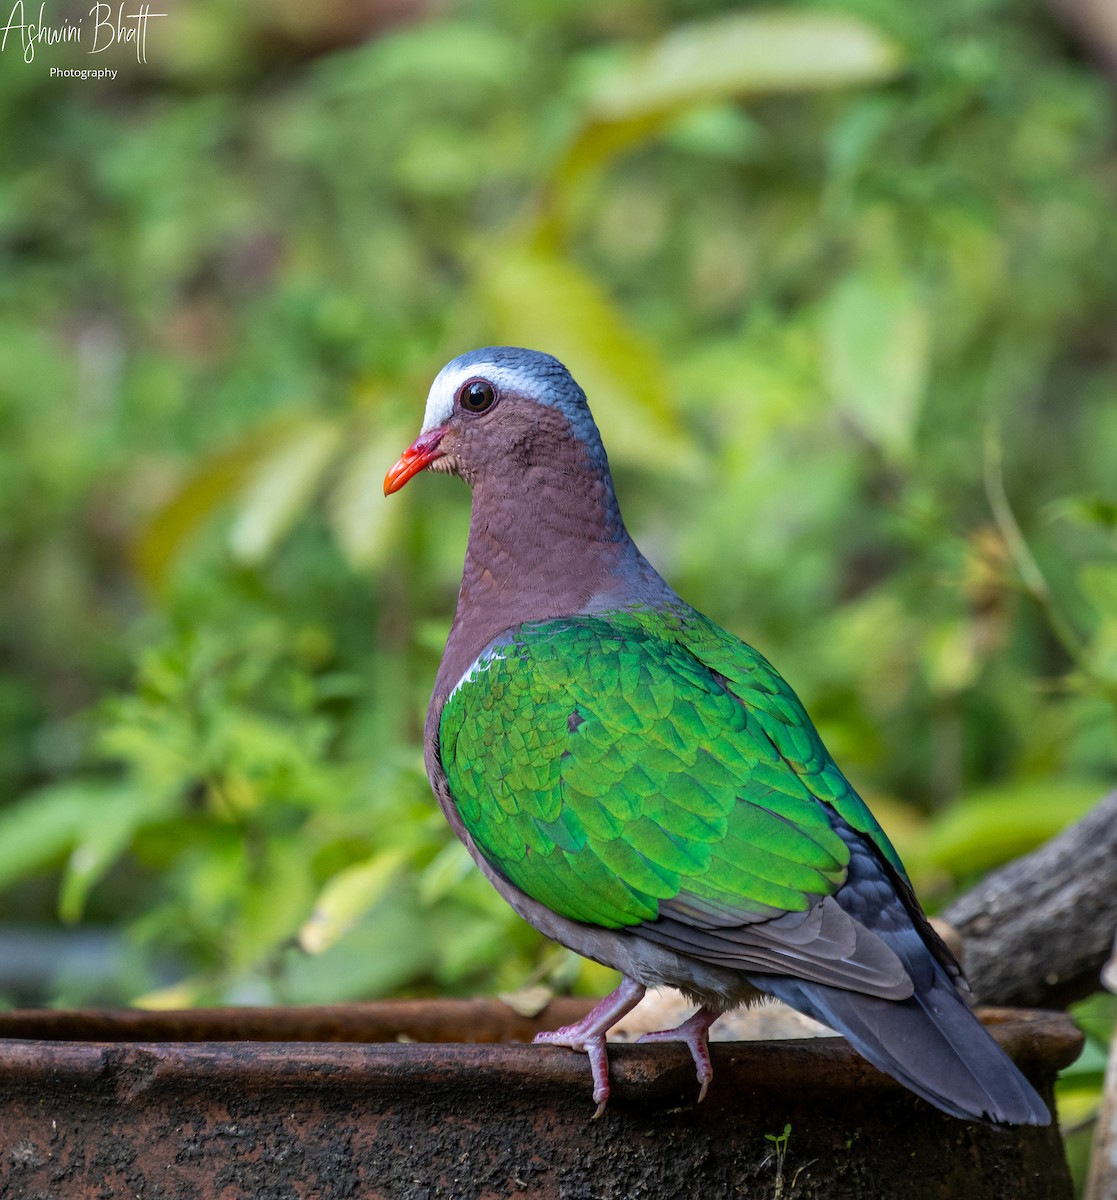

1,0,1116,1178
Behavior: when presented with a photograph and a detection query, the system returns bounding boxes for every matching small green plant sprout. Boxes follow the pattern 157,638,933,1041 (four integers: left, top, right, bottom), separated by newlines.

765,1124,792,1197
764,1121,792,1155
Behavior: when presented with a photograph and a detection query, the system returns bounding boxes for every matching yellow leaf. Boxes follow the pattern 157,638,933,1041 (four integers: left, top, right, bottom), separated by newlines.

132,978,209,1011
498,984,554,1018
298,849,408,956
327,419,412,570
593,11,902,119
558,12,902,188
133,440,263,592
475,241,699,473
230,419,343,564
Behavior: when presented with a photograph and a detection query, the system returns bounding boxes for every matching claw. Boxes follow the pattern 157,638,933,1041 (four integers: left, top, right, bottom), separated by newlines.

531,977,646,1116
637,1006,719,1103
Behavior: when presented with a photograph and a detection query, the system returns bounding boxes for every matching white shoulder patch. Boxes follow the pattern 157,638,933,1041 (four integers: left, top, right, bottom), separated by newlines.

448,644,509,701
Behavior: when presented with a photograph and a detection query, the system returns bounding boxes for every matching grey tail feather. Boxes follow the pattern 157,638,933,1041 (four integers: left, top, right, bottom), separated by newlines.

753,970,1051,1126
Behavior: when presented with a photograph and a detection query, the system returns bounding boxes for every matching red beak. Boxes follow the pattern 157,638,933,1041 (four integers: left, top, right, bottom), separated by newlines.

383,427,447,495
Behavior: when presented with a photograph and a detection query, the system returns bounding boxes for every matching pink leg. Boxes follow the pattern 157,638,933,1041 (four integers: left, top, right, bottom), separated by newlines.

533,977,646,1117
637,1006,720,1102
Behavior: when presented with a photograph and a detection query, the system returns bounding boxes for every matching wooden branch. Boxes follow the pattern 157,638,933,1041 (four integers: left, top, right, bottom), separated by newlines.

1085,929,1117,1200
943,790,1117,1010
1104,931,1117,997
1045,0,1117,80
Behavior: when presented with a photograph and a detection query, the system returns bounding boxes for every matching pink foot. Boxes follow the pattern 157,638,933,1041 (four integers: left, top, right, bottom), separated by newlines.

637,1006,720,1102
533,977,646,1117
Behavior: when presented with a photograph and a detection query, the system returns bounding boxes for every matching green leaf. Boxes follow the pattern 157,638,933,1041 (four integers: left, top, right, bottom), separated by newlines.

298,848,408,955
232,836,317,971
474,241,699,473
283,897,439,1002
319,19,523,99
923,618,979,696
1079,563,1117,619
921,781,1103,875
1051,496,1117,535
826,96,896,181
417,838,474,907
822,269,929,458
0,783,91,889
1078,564,1117,684
59,785,159,924
229,419,343,565
559,12,902,185
0,780,167,922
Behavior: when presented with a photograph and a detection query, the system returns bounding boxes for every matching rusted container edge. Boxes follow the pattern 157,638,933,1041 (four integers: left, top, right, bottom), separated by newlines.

0,996,596,1046
0,1003,1080,1200
0,1038,1063,1109
0,1006,1081,1105
0,999,1081,1058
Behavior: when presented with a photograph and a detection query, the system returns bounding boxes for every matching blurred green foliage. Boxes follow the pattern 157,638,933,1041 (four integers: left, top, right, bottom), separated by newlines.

0,0,1115,1060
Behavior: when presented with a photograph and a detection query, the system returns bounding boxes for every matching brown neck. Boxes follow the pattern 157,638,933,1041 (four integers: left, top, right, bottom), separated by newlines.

431,433,631,705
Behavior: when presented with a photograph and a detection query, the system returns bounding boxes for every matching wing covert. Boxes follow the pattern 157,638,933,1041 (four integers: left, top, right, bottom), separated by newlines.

440,614,852,932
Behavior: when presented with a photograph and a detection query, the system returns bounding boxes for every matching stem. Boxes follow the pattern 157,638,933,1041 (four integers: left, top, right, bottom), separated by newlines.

983,421,1079,653
983,418,1117,708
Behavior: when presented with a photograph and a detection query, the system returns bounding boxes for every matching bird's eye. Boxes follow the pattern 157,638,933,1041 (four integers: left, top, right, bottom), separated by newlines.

459,379,497,414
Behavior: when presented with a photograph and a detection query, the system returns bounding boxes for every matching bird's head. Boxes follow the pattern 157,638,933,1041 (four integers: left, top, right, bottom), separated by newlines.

383,347,606,495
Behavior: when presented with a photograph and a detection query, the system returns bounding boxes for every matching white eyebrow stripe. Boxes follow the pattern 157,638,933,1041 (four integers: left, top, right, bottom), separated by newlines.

420,359,534,434
420,363,472,433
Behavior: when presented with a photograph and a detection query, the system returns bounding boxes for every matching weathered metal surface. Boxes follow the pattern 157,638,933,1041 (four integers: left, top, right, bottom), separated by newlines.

0,1002,1081,1199
0,997,597,1046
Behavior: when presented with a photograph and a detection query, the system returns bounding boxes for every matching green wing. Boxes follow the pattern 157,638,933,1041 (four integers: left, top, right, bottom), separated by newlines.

673,610,907,877
439,606,903,936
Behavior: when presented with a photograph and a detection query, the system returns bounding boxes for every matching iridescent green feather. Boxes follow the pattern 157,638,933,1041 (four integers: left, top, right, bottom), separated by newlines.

439,605,903,932
672,609,906,876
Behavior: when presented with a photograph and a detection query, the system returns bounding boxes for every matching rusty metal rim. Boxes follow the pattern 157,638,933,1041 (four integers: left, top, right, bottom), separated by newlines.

0,1004,1082,1104
0,998,1081,1048
0,1037,1067,1108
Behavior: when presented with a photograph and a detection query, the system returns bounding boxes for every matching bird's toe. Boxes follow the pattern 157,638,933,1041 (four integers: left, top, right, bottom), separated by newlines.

636,1007,718,1103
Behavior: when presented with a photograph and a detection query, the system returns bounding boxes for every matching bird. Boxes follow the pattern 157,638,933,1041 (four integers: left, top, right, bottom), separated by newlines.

383,346,1050,1126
